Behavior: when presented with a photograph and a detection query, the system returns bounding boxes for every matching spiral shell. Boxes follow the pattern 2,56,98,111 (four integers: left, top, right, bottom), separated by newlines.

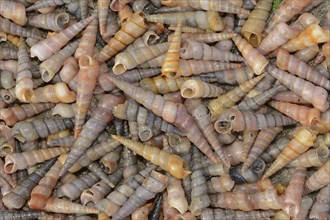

309,184,330,220
181,79,223,98
28,12,70,32
305,159,330,193
0,0,27,26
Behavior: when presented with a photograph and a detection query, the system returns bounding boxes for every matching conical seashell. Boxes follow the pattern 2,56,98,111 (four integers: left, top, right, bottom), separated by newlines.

266,64,329,112
29,82,76,103
0,211,44,219
0,103,54,126
40,40,79,82
214,109,296,133
281,24,330,52
160,0,250,14
269,101,321,127
257,22,300,55
140,75,189,94
114,43,169,75
309,184,330,220
260,136,291,163
180,79,223,98
4,147,69,173
276,48,330,90
96,12,148,62
288,146,329,168
112,135,190,179
272,91,310,105
44,197,99,214
30,16,94,61
162,21,182,77
74,15,97,59
74,55,100,139
28,12,70,32
0,0,26,26
241,0,273,47
233,35,269,75
283,167,306,217
0,17,42,40
208,74,265,121
305,159,330,193
264,0,313,34
109,77,220,164
263,126,318,179
182,32,237,43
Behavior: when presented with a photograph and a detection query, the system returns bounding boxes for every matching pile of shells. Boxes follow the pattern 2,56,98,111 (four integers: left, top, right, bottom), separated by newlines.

0,0,329,219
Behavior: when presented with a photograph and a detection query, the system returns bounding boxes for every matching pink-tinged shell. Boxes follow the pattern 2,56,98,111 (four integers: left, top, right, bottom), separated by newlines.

29,82,76,103
264,0,313,34
96,12,148,62
305,159,330,193
241,0,273,47
294,45,320,62
257,22,300,55
276,48,330,90
181,79,223,98
44,197,99,214
283,167,306,217
28,12,70,32
309,184,330,220
272,91,310,105
233,35,269,75
281,24,330,52
263,127,318,179
266,64,329,112
292,196,313,220
184,32,237,43
0,0,26,26
59,56,79,84
167,175,189,214
291,12,320,30
269,101,321,127
30,16,94,61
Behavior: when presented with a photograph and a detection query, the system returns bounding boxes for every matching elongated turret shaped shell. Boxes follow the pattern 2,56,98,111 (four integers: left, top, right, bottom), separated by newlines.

112,135,190,179
30,16,94,61
263,127,318,179
0,0,27,26
288,146,329,168
44,197,100,214
0,17,43,40
28,12,70,32
233,35,269,75
305,159,330,193
180,79,223,98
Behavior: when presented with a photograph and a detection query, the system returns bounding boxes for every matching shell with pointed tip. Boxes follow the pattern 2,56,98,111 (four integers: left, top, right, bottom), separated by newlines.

208,74,265,121
29,82,76,103
96,12,148,62
241,130,258,161
160,0,249,14
1,158,56,209
241,0,272,47
44,197,99,214
268,64,329,112
0,103,54,126
260,136,290,163
30,16,94,61
281,24,330,52
264,0,313,34
309,184,330,220
181,79,223,98
95,164,156,216
114,43,169,75
215,109,296,133
74,55,100,139
201,208,275,220
276,48,330,90
184,98,230,168
288,146,329,168
109,77,220,163
269,101,321,127
74,16,98,59
161,21,181,78
40,40,79,82
210,187,283,211
263,127,318,179
189,147,210,216
0,0,26,26
59,94,125,177
112,171,168,220
257,22,300,55
283,167,306,217
305,159,330,193
242,127,282,172
180,39,243,62
113,135,190,179
98,1,119,42
167,175,189,214
12,118,74,143
271,91,310,105
146,11,223,32
4,147,69,173
28,160,62,210
28,12,70,32
233,35,269,75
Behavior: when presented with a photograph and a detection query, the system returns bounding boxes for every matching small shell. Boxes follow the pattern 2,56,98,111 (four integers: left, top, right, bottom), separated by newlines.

305,159,330,193
28,12,70,32
288,146,329,168
180,79,223,98
309,184,330,220
0,0,27,25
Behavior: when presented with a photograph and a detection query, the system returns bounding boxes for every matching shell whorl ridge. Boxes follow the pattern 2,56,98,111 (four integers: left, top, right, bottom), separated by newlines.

0,0,329,219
